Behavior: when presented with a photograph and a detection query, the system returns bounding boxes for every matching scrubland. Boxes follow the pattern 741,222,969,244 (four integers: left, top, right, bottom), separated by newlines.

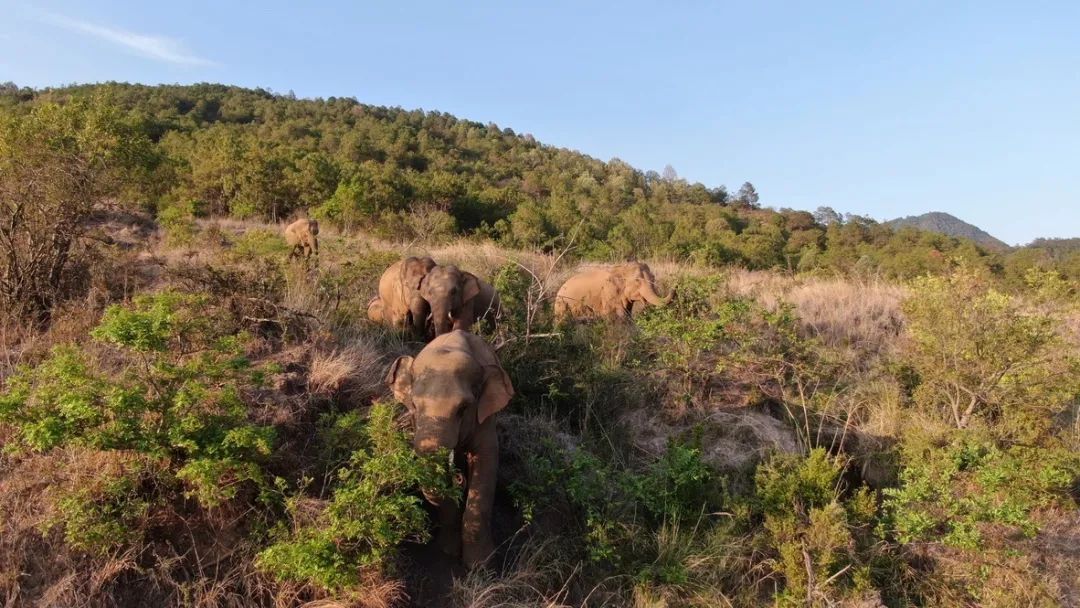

1,85,1078,607
1,213,1077,608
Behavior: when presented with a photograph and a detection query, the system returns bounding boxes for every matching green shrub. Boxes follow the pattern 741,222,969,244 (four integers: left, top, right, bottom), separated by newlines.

230,228,290,259
509,436,718,566
158,199,201,245
884,432,1080,549
256,401,457,590
903,269,1077,440
492,262,538,336
636,272,751,380
754,449,880,607
0,292,275,514
625,440,715,522
45,456,157,556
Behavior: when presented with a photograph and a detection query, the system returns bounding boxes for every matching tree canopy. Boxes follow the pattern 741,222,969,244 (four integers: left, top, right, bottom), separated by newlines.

2,82,1075,284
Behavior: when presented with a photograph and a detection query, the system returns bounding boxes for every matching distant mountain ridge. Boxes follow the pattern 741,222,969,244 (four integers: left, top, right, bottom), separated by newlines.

887,212,1009,249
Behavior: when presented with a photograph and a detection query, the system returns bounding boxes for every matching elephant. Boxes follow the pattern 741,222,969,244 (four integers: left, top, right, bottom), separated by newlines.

385,330,515,567
419,264,501,337
284,218,319,260
553,261,673,322
370,256,437,336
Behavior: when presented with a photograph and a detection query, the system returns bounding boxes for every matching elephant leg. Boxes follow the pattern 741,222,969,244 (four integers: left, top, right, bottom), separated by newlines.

610,301,629,320
553,298,567,322
425,487,463,557
461,426,498,567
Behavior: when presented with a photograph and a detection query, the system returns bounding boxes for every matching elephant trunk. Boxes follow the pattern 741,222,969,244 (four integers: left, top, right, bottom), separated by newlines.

413,416,460,459
430,303,455,337
641,282,674,306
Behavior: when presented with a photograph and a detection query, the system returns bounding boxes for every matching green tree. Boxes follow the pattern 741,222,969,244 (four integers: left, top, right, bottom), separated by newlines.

903,269,1078,439
736,181,760,207
0,99,157,320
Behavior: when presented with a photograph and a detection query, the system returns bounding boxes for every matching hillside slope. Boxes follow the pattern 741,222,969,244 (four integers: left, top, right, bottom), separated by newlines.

1,90,1078,607
888,211,1009,249
0,81,1029,281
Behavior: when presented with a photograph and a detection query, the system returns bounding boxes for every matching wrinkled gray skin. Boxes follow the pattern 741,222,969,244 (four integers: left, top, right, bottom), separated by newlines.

372,256,437,337
386,330,514,567
554,261,673,321
420,264,500,337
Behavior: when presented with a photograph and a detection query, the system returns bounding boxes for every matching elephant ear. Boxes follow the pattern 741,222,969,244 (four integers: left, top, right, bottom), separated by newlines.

477,364,514,424
462,272,482,304
384,356,415,408
402,259,430,290
622,262,647,280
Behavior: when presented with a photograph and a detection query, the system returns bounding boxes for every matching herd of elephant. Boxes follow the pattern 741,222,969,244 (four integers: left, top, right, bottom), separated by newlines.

283,217,675,568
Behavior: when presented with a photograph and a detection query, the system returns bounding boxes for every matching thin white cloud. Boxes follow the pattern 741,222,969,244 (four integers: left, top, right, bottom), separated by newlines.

43,13,216,67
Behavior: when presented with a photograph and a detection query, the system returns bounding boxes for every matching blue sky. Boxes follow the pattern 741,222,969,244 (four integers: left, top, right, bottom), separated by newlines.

2,1,1078,245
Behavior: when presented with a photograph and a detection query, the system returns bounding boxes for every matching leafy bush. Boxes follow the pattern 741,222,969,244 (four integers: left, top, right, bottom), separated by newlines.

0,292,275,513
754,449,880,607
46,456,157,555
491,262,539,336
158,199,201,245
884,432,1080,549
636,272,753,390
903,269,1079,440
510,436,718,566
256,401,457,590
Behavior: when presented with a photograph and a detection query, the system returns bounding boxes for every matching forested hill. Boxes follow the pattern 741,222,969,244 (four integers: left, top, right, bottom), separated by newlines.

1,81,1075,284
887,212,1008,250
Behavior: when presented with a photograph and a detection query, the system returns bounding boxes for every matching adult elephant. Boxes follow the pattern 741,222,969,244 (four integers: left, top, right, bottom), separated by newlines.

385,330,515,567
419,264,501,336
370,256,437,336
554,261,673,322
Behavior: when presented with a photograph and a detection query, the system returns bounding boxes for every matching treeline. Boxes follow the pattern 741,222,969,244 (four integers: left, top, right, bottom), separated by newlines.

2,82,1076,286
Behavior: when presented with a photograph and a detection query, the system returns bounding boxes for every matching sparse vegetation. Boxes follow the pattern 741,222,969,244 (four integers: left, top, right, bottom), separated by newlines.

0,83,1077,607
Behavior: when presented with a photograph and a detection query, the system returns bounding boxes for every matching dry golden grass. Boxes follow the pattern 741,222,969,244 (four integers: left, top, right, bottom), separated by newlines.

0,447,153,606
451,538,574,608
427,241,553,280
726,269,906,350
282,264,323,315
293,571,406,608
308,338,388,402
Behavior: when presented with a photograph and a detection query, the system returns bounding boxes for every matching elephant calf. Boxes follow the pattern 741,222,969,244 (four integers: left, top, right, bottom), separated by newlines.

386,330,515,567
284,218,319,260
554,261,673,322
